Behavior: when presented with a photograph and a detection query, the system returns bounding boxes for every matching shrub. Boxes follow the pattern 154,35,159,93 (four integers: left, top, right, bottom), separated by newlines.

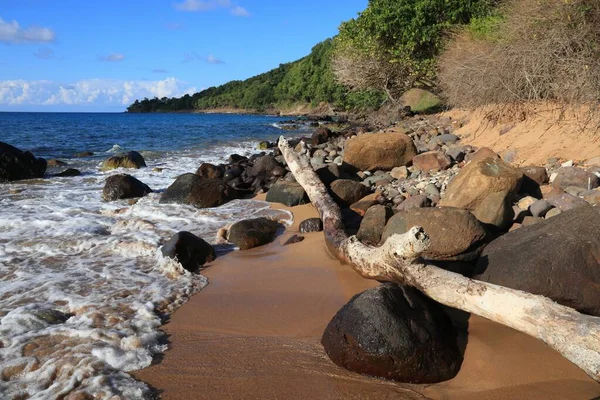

438,0,600,112
332,0,495,102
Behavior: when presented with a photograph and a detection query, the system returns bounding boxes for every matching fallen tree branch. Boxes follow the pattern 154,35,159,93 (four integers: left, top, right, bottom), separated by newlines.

278,136,600,383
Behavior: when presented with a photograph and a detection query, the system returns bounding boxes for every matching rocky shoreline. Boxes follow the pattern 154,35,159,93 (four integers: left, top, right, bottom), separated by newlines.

2,110,600,393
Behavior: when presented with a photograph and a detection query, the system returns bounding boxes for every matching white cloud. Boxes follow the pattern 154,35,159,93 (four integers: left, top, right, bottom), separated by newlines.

100,53,125,62
206,54,224,64
230,6,250,17
0,78,197,108
0,17,56,44
174,0,249,16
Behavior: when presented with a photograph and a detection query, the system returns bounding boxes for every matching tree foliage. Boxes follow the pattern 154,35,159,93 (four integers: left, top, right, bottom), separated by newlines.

127,40,384,113
333,0,496,101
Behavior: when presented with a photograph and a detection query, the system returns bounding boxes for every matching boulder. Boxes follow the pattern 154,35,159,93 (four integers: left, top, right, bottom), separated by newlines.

357,205,393,245
552,166,599,191
412,151,451,172
249,155,281,177
0,141,47,182
299,218,323,233
265,180,309,207
466,147,500,163
283,235,305,246
196,163,224,180
581,188,600,205
160,174,236,208
316,163,341,187
102,174,152,201
330,179,372,207
101,151,146,171
529,199,553,217
439,157,523,211
382,207,487,261
227,217,282,250
342,133,417,172
390,166,409,180
546,193,589,212
395,194,431,212
322,283,462,383
161,231,216,271
56,168,81,177
311,127,332,146
350,193,380,216
474,205,600,316
520,166,549,185
472,190,514,230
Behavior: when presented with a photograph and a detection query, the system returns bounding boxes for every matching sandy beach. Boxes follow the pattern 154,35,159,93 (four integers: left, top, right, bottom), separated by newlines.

135,201,600,400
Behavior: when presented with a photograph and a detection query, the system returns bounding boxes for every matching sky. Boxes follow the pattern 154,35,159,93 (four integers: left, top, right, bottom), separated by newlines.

0,0,368,112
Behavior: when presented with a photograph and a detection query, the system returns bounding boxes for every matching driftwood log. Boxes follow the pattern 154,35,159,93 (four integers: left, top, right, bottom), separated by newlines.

278,136,600,383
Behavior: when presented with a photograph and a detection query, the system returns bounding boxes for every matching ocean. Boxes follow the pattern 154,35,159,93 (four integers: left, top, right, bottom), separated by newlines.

0,112,299,399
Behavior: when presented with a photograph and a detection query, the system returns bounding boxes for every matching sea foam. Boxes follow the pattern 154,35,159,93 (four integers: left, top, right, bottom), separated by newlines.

0,140,292,399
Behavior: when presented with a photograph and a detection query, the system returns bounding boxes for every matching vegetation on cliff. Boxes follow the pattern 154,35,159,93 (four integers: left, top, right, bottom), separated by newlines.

126,40,385,113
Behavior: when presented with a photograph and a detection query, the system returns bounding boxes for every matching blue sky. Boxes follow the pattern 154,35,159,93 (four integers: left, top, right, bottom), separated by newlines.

0,0,367,111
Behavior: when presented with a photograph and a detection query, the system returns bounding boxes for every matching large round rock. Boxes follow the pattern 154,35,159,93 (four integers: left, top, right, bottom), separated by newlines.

265,180,309,207
474,205,600,316
160,174,236,208
196,163,224,180
552,166,600,191
161,231,216,271
228,217,282,250
440,157,522,211
382,207,487,261
102,174,152,201
0,141,47,182
342,133,417,172
101,151,146,171
322,283,462,383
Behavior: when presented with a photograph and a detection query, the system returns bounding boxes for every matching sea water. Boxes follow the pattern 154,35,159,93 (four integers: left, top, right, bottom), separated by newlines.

0,112,302,399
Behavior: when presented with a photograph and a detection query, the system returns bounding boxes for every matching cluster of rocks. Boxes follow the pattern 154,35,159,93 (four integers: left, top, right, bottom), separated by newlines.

268,114,600,384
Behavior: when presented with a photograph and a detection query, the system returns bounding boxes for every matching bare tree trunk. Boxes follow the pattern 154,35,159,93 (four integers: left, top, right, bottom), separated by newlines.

278,136,600,383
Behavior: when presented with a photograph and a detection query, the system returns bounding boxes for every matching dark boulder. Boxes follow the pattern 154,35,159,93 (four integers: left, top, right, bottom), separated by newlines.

56,168,81,177
311,127,333,146
330,179,372,207
0,141,47,182
474,205,600,316
161,231,216,272
322,283,462,383
248,155,281,177
101,151,146,171
160,174,236,208
102,174,152,201
196,163,224,180
265,180,309,207
227,217,283,250
283,235,305,246
299,218,323,233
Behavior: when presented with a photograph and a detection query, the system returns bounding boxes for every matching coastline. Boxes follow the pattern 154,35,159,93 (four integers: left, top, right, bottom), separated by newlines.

134,199,600,399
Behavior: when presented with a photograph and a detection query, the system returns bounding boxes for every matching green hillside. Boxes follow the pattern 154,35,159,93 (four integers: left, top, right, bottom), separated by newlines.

126,39,385,113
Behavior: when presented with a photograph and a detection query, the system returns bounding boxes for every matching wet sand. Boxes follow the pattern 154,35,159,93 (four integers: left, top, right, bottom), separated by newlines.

135,202,600,400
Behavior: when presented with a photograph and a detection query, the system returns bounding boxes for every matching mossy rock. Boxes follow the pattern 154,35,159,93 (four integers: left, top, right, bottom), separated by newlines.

400,89,441,114
101,151,146,171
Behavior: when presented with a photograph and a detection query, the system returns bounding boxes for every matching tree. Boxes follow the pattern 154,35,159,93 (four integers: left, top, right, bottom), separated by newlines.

333,0,496,101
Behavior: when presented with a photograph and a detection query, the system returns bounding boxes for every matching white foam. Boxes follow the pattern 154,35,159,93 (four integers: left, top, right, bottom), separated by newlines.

0,144,293,398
